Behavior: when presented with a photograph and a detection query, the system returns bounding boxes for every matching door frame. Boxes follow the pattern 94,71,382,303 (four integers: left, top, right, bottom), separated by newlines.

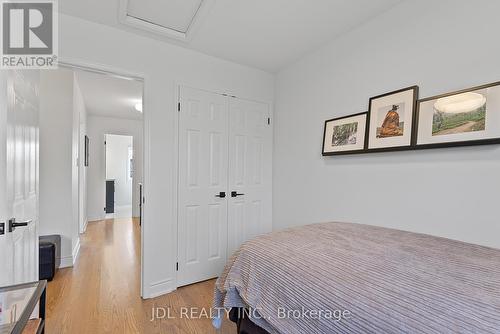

104,133,135,217
59,58,148,298
174,83,274,288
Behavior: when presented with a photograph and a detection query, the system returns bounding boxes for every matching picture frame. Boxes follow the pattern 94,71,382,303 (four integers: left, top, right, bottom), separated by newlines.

322,112,367,155
84,135,89,167
366,86,419,151
415,81,500,149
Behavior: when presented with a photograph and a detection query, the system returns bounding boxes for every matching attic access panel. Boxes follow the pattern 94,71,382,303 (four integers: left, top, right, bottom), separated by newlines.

119,0,213,41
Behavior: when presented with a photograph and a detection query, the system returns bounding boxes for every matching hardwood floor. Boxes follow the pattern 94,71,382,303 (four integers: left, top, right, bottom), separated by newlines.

46,217,236,334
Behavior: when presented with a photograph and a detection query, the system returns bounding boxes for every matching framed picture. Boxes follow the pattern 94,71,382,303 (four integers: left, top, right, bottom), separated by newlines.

416,81,500,148
84,135,89,167
322,112,367,155
367,86,419,150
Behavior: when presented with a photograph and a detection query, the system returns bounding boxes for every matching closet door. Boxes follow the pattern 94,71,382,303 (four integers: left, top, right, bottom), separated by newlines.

177,87,229,287
227,98,272,256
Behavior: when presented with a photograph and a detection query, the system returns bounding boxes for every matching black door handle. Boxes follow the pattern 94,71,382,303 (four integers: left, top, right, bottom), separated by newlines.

231,191,245,197
215,192,226,198
8,218,32,232
0,222,4,235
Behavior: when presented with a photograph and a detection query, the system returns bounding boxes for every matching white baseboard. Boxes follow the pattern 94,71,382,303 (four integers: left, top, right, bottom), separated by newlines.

59,256,73,268
87,216,104,223
143,278,175,299
79,219,88,234
72,238,81,265
60,238,81,268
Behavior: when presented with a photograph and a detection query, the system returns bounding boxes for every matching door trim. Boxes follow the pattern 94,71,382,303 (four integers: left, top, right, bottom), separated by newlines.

59,57,148,298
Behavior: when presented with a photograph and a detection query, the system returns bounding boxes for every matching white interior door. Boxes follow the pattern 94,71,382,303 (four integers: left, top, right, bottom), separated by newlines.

0,70,40,287
177,86,229,287
227,98,272,256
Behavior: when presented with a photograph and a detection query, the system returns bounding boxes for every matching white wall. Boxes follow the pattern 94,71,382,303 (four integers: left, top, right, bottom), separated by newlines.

274,0,500,249
87,116,143,221
105,134,133,207
39,69,80,267
71,71,81,263
74,75,88,235
0,74,7,227
58,13,274,297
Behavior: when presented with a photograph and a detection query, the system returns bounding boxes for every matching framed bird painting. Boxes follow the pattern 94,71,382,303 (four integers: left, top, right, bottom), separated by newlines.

367,86,419,151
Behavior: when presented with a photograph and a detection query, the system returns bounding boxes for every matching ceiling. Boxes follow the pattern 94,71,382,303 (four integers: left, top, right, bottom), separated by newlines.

75,70,143,120
60,0,402,73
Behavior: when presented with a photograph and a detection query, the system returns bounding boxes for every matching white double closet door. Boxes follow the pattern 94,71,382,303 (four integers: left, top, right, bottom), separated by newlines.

177,86,272,287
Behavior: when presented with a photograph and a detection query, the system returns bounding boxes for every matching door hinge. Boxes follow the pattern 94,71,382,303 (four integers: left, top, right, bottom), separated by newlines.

178,102,181,112
267,117,271,125
176,262,179,271
104,140,106,145
104,207,106,212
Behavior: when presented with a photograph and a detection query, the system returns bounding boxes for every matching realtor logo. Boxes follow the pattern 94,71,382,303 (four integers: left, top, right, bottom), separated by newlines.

1,0,58,68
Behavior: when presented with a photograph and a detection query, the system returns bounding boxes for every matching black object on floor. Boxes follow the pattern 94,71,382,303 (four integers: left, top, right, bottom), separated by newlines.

230,308,270,334
106,179,115,214
39,234,61,281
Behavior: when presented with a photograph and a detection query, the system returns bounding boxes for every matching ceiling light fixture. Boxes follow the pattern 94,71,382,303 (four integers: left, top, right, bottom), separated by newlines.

135,103,143,113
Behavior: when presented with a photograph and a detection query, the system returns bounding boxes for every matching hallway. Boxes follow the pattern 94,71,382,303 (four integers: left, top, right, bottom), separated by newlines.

46,218,235,333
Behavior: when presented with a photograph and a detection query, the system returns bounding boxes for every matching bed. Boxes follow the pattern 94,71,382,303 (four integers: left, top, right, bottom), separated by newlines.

213,222,500,334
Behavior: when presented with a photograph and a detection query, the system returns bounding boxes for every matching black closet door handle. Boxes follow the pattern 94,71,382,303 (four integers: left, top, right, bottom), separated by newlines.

231,191,245,197
8,218,32,232
215,192,226,198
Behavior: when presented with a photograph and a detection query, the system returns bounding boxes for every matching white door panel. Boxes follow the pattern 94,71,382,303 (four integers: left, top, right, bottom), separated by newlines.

227,98,272,256
177,87,228,287
0,70,40,287
177,87,272,287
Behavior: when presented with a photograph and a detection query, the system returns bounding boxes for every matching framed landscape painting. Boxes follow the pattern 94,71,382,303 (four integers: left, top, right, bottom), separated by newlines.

416,81,500,148
367,86,419,150
322,112,367,155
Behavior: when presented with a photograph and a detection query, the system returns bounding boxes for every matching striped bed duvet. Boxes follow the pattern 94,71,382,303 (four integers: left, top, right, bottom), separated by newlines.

213,222,500,334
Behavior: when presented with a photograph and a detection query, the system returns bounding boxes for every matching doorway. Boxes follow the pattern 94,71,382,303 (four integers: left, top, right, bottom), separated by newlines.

105,134,134,219
34,62,146,298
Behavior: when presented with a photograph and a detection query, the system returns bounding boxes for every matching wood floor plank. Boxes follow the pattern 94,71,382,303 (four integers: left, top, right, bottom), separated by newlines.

46,218,236,334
